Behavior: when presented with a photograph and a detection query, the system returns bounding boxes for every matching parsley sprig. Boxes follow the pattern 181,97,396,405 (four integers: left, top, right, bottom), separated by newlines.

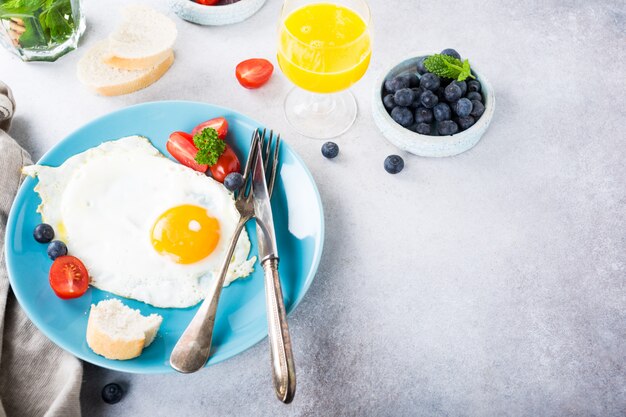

424,54,476,82
193,127,225,166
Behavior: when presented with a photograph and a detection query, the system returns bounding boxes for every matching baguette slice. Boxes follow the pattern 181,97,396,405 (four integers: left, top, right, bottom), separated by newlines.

105,5,177,70
77,40,174,96
86,299,163,360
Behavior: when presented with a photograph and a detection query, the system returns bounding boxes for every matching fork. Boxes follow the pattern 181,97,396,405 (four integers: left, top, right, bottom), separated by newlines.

170,129,262,373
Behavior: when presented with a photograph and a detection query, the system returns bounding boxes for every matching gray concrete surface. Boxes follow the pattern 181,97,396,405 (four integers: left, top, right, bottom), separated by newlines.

1,0,625,416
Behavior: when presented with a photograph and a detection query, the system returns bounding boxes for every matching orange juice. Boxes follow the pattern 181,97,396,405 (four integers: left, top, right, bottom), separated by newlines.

277,2,371,94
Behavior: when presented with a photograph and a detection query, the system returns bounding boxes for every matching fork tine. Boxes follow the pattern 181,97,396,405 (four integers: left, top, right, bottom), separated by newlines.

263,129,273,171
268,134,280,198
239,129,261,198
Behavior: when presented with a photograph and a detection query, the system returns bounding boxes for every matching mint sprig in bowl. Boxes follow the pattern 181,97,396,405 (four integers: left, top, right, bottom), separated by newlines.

372,51,495,157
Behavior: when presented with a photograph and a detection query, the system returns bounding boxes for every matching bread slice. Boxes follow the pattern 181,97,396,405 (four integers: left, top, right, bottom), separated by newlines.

105,5,177,70
86,299,163,360
77,40,174,96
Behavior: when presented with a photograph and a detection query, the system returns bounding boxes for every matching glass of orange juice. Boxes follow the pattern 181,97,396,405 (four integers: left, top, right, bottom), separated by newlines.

278,0,371,139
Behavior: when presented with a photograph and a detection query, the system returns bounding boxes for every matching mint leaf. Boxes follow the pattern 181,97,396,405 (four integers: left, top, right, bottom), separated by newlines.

193,128,226,166
424,54,476,81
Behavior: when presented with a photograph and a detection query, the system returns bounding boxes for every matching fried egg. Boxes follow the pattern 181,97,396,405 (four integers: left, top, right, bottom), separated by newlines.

23,136,256,308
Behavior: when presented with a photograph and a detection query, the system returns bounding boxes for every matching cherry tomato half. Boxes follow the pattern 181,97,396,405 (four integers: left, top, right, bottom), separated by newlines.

49,255,89,299
195,0,219,5
235,58,274,89
209,145,241,183
191,117,228,139
166,131,208,173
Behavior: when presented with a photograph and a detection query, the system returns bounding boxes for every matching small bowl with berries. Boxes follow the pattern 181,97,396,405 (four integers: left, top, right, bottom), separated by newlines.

372,49,495,157
168,0,266,26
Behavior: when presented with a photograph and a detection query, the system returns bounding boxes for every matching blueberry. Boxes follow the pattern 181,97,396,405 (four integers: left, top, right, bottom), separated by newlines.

415,123,432,135
457,116,475,131
419,73,440,91
453,80,467,96
390,106,414,127
414,107,433,124
383,94,395,110
454,98,473,118
393,88,415,107
420,90,439,109
437,120,459,136
321,141,339,159
102,383,124,404
435,86,446,101
441,48,461,60
467,80,481,93
223,172,244,191
466,91,482,102
433,103,452,121
384,155,404,174
47,240,67,260
410,88,424,108
33,223,54,243
384,76,410,93
470,100,485,118
443,82,462,102
402,72,420,88
416,56,429,74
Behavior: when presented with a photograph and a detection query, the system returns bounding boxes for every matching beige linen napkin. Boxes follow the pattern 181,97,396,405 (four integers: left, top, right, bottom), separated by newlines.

0,81,82,417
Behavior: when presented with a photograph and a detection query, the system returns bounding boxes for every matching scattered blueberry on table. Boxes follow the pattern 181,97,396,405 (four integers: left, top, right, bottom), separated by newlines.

33,223,54,243
47,240,67,260
101,383,124,404
321,141,339,159
382,49,485,136
223,172,244,192
384,155,404,174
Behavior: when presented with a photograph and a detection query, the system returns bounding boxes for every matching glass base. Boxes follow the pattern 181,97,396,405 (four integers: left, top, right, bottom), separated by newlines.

284,87,357,139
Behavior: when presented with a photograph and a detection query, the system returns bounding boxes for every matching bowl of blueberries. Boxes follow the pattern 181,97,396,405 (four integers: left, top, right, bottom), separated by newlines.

372,49,495,157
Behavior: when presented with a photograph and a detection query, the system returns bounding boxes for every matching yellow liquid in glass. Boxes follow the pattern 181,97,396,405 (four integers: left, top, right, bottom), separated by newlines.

277,2,371,94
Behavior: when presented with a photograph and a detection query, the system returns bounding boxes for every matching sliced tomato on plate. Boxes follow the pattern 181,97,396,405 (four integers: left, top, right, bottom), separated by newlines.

192,117,229,139
49,255,89,299
166,131,208,173
235,58,274,89
209,146,241,183
195,0,219,5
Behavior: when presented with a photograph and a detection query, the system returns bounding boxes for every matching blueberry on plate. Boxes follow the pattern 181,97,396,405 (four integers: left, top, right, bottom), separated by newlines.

393,88,415,107
420,90,439,109
441,48,461,60
470,100,485,118
384,155,404,174
383,94,395,110
453,80,467,96
47,240,67,260
384,76,410,93
454,98,473,118
433,103,452,121
321,141,339,159
415,122,432,135
467,80,481,93
443,82,462,102
419,73,440,91
414,107,433,124
416,56,429,74
438,120,459,136
102,383,124,405
33,223,54,243
457,116,475,130
390,106,414,127
466,91,482,102
224,172,244,191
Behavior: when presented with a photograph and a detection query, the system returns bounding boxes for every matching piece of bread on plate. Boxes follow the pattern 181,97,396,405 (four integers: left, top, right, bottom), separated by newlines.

86,298,163,360
77,40,174,96
104,5,178,70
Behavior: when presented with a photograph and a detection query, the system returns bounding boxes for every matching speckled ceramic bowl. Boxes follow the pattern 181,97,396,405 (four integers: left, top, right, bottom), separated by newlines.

372,53,495,157
168,0,266,26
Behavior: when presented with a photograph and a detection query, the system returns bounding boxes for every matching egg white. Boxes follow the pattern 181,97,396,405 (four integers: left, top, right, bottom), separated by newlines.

23,136,256,308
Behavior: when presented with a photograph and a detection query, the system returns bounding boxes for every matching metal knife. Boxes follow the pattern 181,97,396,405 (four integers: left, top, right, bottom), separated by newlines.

251,139,296,403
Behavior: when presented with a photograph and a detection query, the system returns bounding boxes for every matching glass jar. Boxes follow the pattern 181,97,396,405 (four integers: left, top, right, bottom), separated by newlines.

0,0,85,62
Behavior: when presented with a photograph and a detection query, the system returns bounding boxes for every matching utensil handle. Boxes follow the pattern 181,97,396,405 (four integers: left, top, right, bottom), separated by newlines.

262,257,296,403
170,218,248,373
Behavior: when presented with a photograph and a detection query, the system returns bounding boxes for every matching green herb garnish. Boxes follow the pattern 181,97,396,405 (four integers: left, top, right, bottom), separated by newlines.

193,127,226,166
423,54,476,82
0,0,75,48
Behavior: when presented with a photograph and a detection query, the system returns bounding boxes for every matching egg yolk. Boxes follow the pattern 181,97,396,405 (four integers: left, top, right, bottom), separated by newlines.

150,205,220,264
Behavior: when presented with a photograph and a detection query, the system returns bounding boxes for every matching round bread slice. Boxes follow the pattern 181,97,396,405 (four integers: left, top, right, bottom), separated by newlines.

86,299,163,360
106,5,177,70
77,40,174,96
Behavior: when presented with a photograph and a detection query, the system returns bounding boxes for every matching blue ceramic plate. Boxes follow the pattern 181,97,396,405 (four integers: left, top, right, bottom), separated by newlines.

4,101,324,373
